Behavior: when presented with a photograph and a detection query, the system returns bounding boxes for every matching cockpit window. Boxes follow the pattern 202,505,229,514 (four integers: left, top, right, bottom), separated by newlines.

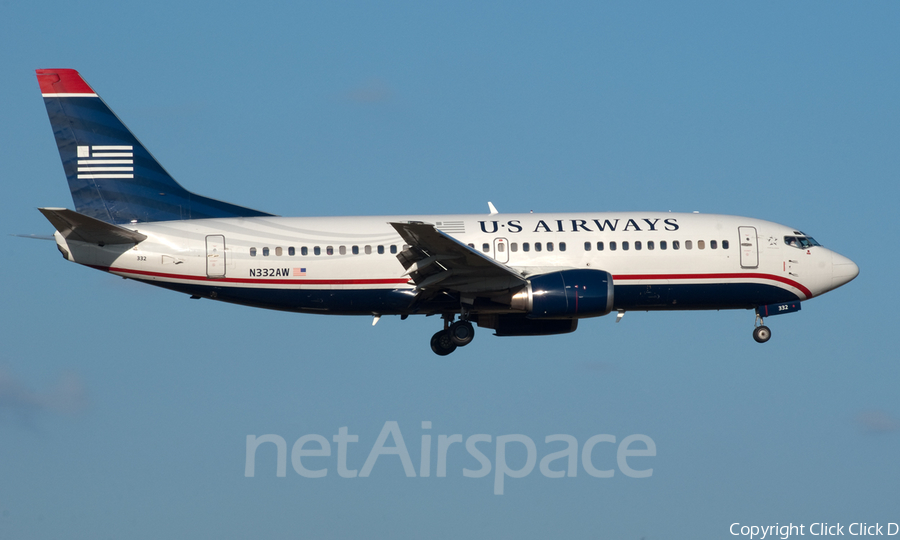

784,235,822,249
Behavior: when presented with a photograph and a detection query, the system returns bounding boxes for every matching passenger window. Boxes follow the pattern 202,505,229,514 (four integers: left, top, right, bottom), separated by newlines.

468,243,475,248
547,242,554,252
250,247,257,257
685,240,692,250
584,241,591,251
263,247,270,256
523,243,530,252
698,240,705,250
660,240,667,250
722,240,729,249
274,247,282,256
326,246,333,255
352,246,359,255
635,241,642,251
622,241,629,251
390,245,397,254
364,245,372,255
378,245,385,254
711,240,717,249
498,243,505,252
288,247,295,256
610,241,617,251
339,246,347,255
482,243,490,253
648,241,655,250
673,241,680,250
301,247,308,256
510,243,518,252
597,242,604,251
314,247,321,256
535,243,542,252
559,242,566,252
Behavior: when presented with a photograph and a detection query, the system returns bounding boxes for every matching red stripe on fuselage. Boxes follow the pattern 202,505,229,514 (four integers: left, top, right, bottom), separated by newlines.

87,265,410,286
88,265,810,298
612,272,811,299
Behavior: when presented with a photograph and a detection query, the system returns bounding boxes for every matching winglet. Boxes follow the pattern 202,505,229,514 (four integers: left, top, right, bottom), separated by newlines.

38,208,147,245
36,69,97,96
488,202,498,215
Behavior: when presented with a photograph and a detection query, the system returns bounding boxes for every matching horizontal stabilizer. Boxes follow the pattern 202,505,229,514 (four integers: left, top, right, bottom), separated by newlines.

38,207,147,245
10,234,56,241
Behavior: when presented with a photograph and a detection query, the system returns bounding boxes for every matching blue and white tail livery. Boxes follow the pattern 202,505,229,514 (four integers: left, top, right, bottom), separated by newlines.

37,68,271,224
35,69,859,355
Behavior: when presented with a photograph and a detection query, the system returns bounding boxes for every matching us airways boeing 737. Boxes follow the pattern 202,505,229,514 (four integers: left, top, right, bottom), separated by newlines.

34,69,859,355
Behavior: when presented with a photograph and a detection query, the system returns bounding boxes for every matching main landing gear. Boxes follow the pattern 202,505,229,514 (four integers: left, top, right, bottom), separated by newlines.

753,312,771,343
430,315,475,356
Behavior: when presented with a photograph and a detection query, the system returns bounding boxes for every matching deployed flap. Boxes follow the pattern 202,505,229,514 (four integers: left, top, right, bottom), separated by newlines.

390,222,526,294
38,207,147,245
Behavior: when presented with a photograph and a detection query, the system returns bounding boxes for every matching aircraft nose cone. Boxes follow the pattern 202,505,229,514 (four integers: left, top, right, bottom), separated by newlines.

832,252,859,289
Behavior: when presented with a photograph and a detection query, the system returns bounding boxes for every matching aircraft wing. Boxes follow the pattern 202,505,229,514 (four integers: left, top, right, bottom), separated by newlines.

390,222,526,294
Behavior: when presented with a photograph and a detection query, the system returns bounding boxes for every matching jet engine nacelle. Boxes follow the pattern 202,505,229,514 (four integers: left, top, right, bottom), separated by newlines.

510,269,614,318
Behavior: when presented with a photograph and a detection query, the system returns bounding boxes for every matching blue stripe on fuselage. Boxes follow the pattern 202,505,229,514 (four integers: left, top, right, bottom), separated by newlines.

613,283,801,311
136,280,801,315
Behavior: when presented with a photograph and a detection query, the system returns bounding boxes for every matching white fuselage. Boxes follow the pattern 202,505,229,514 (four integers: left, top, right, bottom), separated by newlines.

54,211,858,316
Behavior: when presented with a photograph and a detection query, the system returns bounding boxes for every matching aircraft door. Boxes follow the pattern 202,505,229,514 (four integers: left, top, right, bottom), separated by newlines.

493,237,509,264
738,226,758,269
206,234,226,278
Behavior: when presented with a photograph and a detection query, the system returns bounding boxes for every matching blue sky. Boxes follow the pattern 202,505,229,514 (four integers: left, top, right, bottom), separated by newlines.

2,1,898,538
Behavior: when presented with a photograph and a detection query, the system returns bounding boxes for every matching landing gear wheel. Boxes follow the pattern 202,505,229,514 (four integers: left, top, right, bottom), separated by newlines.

753,325,771,343
430,330,458,356
449,321,475,347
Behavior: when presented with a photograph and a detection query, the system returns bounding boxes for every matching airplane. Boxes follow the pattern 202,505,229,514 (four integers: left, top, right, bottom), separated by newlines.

33,68,859,355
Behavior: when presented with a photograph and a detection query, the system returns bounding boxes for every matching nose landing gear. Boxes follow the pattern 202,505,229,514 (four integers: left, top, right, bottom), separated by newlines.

753,311,771,343
430,315,475,355
751,301,804,343
753,324,771,343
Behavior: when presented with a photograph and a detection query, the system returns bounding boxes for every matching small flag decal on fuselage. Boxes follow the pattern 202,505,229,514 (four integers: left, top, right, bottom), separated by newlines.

76,145,133,179
293,268,306,276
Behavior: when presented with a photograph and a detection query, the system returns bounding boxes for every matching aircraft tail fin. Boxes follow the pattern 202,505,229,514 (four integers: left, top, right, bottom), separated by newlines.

39,207,147,245
36,69,274,224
